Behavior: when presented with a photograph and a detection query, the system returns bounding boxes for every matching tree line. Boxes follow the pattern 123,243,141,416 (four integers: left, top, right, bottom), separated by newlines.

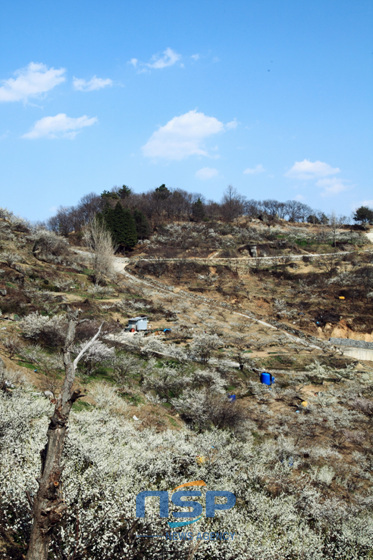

48,184,372,251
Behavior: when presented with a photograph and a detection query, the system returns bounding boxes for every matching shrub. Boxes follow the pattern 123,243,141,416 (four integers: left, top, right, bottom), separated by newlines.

20,312,67,347
171,389,246,432
1,336,23,359
0,252,22,268
1,387,373,559
32,229,71,263
188,333,222,363
75,340,115,374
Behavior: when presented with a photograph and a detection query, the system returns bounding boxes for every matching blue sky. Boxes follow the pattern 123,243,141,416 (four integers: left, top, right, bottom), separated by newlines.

0,0,372,221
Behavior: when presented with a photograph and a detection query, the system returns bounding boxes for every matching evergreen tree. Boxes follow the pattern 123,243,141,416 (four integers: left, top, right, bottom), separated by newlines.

118,185,132,199
98,202,137,251
100,189,119,200
154,184,171,200
133,209,151,239
353,206,373,225
113,203,137,250
191,197,205,221
97,203,115,232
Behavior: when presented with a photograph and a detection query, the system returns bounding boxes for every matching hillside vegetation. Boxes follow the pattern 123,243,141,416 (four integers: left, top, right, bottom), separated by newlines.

0,206,372,560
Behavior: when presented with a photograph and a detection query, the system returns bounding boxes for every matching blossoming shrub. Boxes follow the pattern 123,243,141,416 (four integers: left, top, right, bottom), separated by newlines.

31,229,71,263
75,340,115,374
1,387,373,559
20,312,67,347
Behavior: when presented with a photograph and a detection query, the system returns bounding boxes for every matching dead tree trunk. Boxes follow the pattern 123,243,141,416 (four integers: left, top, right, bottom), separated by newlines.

26,314,102,560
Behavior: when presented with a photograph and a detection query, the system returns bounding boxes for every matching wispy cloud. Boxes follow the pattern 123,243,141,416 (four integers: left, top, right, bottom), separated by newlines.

244,164,265,175
196,167,219,180
285,159,350,197
0,62,65,103
285,159,340,180
316,177,349,197
147,47,181,69
142,110,227,160
129,48,182,72
226,119,238,130
22,113,97,139
73,76,113,91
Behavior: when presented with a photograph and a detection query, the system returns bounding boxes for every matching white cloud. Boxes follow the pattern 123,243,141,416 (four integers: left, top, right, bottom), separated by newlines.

22,113,97,139
73,76,113,91
142,110,226,160
196,167,219,180
191,54,200,61
244,164,265,175
129,48,182,71
316,177,349,197
285,159,348,197
147,47,181,69
226,119,238,130
294,194,305,201
0,62,65,103
285,159,340,180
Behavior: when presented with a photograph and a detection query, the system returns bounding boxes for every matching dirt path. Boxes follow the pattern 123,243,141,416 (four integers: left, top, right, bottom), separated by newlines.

125,251,354,264
114,256,323,351
72,249,344,352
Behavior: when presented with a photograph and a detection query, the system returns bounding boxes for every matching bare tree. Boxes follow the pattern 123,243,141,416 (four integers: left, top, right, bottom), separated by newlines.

244,198,261,218
220,185,246,222
26,314,102,560
48,194,104,236
284,200,312,222
329,212,345,247
47,206,76,237
84,217,116,284
262,199,282,220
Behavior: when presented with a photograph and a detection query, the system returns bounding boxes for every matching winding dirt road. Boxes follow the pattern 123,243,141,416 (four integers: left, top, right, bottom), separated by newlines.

75,236,373,355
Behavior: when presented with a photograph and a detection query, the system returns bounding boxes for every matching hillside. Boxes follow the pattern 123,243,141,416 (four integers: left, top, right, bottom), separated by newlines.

0,208,373,559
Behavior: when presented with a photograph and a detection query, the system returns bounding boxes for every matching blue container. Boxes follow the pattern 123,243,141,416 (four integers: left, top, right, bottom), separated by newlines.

228,394,236,402
260,373,275,385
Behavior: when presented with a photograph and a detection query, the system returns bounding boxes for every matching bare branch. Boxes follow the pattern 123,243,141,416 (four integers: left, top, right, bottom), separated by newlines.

73,323,103,369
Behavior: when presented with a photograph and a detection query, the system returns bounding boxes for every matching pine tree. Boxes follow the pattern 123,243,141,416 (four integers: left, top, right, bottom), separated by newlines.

98,202,137,251
133,209,151,239
97,203,115,233
100,189,119,200
154,184,171,199
353,206,373,225
191,197,205,221
118,185,132,199
111,202,137,250
121,207,138,250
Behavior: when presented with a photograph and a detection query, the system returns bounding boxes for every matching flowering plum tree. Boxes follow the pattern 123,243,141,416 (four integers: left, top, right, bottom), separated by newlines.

26,312,102,560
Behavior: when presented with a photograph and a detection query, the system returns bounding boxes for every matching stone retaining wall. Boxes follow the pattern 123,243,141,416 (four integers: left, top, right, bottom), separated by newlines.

329,337,373,349
131,252,349,270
